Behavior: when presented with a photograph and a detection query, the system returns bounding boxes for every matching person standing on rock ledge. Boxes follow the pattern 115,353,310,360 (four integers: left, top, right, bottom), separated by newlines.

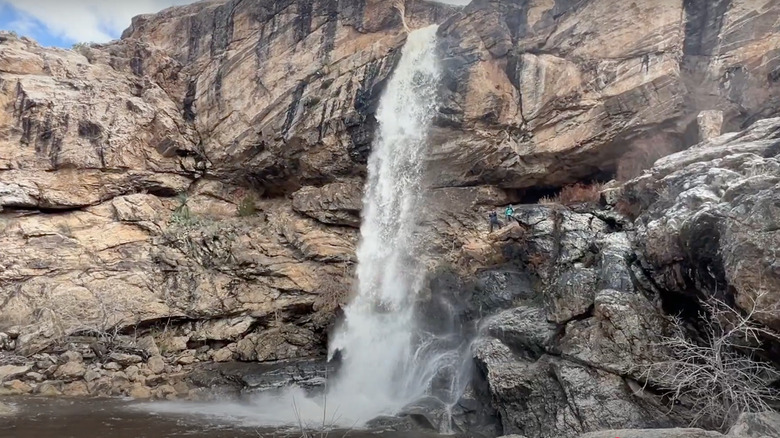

488,210,501,233
505,204,515,223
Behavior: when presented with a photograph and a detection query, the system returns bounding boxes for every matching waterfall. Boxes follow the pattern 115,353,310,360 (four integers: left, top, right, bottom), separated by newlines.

324,23,442,421
145,25,463,430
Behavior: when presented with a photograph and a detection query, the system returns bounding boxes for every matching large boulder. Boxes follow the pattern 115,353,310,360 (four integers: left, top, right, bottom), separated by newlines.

627,117,780,331
474,338,678,438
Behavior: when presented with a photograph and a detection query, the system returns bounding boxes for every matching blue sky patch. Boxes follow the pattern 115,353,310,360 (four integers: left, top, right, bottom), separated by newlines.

0,3,75,47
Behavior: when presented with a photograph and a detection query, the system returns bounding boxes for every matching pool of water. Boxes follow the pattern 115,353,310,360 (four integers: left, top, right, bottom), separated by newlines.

0,397,454,438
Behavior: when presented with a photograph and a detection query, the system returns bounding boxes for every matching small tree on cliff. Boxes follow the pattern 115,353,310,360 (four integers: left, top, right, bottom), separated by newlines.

645,292,780,430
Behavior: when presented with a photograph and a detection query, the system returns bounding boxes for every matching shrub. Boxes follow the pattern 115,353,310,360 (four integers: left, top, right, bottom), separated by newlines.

72,42,96,63
170,193,196,226
644,293,780,431
540,182,604,206
236,193,258,217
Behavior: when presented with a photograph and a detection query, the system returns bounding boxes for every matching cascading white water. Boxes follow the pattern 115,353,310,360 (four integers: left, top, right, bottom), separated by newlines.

323,23,443,422
144,25,464,430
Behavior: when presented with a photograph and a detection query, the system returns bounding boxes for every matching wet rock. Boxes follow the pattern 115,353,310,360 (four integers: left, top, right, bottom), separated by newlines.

596,233,635,293
54,361,86,380
154,384,177,400
87,377,112,396
235,325,321,362
0,364,31,382
397,396,453,431
62,381,90,397
473,334,678,438
472,267,535,315
173,381,189,396
579,430,724,438
191,359,332,394
365,415,421,432
36,382,62,397
510,206,608,274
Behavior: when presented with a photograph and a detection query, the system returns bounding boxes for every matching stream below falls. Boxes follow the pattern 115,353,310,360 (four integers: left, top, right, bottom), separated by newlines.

0,397,464,438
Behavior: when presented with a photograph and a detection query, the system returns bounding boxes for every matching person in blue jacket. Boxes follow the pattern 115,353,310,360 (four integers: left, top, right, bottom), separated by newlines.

505,204,515,223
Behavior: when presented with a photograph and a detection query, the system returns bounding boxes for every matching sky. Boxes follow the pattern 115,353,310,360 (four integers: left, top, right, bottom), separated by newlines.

0,0,471,48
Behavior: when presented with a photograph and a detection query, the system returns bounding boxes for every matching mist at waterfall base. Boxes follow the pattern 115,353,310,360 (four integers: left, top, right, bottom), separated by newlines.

143,25,475,431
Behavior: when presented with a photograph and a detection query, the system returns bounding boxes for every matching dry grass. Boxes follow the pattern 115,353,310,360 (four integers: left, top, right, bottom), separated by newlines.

540,182,604,206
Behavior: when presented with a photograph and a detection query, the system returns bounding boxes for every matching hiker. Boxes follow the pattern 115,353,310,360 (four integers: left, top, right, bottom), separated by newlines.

505,204,515,223
488,210,501,232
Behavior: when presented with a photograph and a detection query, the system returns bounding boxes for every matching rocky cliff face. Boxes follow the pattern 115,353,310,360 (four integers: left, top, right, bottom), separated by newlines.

1,0,780,437
426,0,780,188
0,0,455,356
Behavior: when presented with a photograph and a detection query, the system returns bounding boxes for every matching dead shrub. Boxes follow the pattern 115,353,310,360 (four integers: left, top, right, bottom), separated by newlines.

643,293,780,431
540,182,604,206
313,275,352,314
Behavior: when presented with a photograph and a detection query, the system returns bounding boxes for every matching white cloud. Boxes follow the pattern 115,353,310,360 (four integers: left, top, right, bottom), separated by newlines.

3,0,193,43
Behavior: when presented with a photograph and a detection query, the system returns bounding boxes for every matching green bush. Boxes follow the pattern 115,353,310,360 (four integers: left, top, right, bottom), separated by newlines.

236,194,258,217
170,193,196,226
